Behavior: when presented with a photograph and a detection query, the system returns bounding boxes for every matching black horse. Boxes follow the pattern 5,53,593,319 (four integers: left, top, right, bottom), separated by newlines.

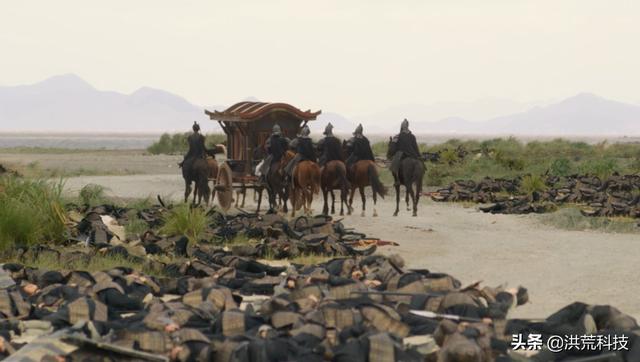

182,157,211,206
387,137,425,217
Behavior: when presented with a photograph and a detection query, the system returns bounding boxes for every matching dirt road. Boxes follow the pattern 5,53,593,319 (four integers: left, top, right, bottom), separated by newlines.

63,174,640,320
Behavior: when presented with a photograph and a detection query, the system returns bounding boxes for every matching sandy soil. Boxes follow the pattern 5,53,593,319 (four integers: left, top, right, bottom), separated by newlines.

0,151,181,175
61,173,640,320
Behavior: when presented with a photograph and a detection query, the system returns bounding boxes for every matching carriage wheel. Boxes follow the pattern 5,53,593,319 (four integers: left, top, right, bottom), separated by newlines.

216,163,233,211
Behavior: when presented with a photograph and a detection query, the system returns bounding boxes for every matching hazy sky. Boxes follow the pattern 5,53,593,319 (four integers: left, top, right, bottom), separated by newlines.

1,1,638,116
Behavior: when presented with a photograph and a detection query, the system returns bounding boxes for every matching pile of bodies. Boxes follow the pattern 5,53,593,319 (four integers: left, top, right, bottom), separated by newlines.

68,204,383,263
0,206,638,361
431,174,640,218
3,246,640,361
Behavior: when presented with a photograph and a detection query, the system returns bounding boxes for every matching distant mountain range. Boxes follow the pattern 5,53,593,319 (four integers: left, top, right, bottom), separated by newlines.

1,74,639,135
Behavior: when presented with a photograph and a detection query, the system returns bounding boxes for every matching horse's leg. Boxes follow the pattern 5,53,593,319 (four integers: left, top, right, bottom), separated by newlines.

372,185,378,217
393,182,400,216
184,179,191,203
255,187,263,213
407,184,417,217
359,186,366,217
241,185,247,208
406,190,411,211
330,189,336,214
322,187,329,215
414,178,423,217
348,186,355,215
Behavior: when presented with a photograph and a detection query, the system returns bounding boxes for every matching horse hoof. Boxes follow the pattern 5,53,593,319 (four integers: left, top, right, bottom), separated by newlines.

373,211,378,217
360,211,365,217
412,213,417,217
393,212,398,217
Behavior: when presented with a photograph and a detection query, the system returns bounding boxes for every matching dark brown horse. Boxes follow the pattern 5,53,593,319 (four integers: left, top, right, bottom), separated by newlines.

387,137,425,216
291,159,321,217
321,160,351,215
264,150,294,213
182,157,211,206
345,160,387,217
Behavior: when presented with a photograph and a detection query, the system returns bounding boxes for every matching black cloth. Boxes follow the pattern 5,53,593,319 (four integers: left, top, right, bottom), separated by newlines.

295,138,316,162
183,132,206,162
317,136,343,165
346,136,374,166
266,135,289,163
285,137,316,176
394,132,420,159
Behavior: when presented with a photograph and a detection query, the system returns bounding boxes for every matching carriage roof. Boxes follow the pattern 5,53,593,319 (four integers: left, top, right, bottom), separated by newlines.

204,101,321,177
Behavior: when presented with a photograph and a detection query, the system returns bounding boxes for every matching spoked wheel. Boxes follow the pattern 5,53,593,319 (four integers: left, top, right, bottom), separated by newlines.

216,163,233,211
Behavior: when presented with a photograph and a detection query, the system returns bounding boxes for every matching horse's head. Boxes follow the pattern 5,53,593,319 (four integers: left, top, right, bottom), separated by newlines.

387,136,396,159
342,139,353,157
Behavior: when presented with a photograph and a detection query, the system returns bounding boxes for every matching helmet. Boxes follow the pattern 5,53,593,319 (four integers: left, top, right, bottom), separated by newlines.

353,124,363,137
272,124,282,136
323,123,334,136
192,121,200,132
300,125,311,138
400,119,410,133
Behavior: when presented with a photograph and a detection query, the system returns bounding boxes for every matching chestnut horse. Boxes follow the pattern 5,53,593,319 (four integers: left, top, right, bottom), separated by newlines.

290,159,321,217
321,160,351,215
346,160,387,217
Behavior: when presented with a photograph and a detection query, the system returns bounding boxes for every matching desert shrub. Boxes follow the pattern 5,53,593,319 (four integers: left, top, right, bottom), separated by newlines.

0,177,66,248
440,149,459,165
147,133,226,155
79,184,107,206
549,158,572,177
160,204,207,243
540,208,639,234
426,165,448,186
579,159,619,179
519,174,547,196
125,214,149,239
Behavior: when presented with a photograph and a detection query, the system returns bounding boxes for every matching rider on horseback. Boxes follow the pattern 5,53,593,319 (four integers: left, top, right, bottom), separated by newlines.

345,124,375,167
178,121,206,168
389,119,421,181
316,123,343,166
259,123,290,180
285,125,316,178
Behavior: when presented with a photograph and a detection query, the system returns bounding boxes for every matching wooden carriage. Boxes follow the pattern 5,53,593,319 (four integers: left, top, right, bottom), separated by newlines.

204,101,321,209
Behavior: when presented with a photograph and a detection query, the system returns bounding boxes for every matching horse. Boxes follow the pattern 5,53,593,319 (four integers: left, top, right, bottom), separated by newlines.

320,160,351,215
345,159,386,217
264,150,294,213
387,137,425,217
290,159,321,217
182,157,211,206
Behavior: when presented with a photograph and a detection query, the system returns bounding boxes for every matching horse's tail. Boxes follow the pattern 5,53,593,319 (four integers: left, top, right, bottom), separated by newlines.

338,162,350,190
312,164,321,195
368,163,387,199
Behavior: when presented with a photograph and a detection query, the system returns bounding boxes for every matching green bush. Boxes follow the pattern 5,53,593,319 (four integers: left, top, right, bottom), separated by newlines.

540,207,639,234
519,175,547,196
549,158,572,176
0,177,66,249
79,184,107,207
160,204,207,243
147,133,226,155
579,159,619,179
124,214,149,239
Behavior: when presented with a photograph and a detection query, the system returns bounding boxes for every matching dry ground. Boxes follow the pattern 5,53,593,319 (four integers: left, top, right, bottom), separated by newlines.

3,152,638,320
61,173,640,321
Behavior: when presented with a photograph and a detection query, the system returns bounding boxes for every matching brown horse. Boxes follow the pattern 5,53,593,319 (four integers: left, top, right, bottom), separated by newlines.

265,151,294,213
291,160,321,217
346,160,387,217
321,160,351,215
